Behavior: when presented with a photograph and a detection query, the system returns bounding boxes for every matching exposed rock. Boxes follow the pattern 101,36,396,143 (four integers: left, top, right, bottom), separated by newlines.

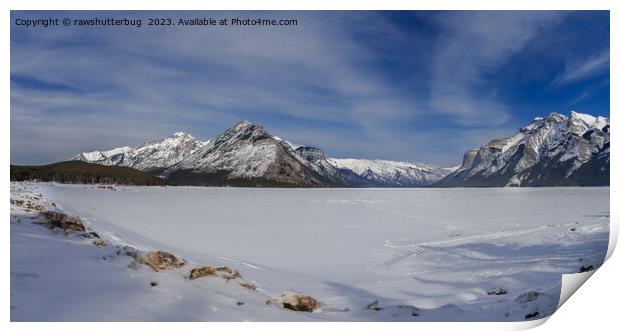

189,266,240,280
14,199,47,212
579,265,595,272
366,300,382,311
189,266,218,279
140,251,186,272
188,265,257,291
515,291,541,303
273,293,320,312
508,291,556,320
462,149,480,168
93,240,108,247
287,145,343,185
150,281,159,287
397,304,421,316
118,248,186,272
239,281,257,291
40,211,85,232
487,287,508,295
525,311,540,319
82,231,101,239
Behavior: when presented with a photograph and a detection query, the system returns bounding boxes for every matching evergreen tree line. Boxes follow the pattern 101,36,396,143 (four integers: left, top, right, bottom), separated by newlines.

11,161,168,186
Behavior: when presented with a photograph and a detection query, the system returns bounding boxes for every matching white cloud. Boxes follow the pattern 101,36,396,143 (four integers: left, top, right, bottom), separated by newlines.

11,12,430,164
12,11,587,167
429,12,565,126
554,49,609,85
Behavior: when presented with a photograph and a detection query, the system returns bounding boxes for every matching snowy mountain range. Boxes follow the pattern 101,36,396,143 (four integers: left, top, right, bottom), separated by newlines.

437,112,610,187
72,120,452,187
72,112,609,187
73,132,208,175
328,159,457,187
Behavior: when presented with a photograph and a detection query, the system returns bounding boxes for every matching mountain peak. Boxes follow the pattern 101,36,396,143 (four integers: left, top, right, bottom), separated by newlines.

231,120,255,131
71,115,608,188
438,110,609,187
73,131,206,173
545,112,568,122
569,111,608,128
169,131,191,138
213,120,271,145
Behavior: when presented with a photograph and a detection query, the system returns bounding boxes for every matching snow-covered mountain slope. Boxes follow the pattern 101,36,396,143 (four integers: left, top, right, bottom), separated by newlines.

276,140,449,187
72,121,450,187
437,112,610,187
274,136,451,187
72,113,608,188
277,139,345,185
169,121,329,187
73,132,207,174
73,146,133,167
328,159,456,187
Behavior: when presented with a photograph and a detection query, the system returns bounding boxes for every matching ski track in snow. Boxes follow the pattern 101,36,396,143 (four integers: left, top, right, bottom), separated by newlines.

10,182,609,322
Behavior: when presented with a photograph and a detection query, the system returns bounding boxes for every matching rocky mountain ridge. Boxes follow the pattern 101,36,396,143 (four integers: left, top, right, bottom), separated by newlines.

436,112,609,187
73,112,609,187
73,121,450,187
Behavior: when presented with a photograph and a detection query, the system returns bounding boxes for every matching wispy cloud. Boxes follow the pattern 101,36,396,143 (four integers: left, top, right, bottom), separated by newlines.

429,12,565,126
10,11,608,167
553,49,610,85
11,12,425,161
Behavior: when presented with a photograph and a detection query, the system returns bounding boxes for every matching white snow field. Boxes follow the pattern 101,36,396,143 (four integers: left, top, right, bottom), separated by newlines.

10,182,609,322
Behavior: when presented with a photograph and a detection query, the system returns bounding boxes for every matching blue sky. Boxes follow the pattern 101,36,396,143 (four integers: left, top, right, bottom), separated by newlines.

11,11,610,167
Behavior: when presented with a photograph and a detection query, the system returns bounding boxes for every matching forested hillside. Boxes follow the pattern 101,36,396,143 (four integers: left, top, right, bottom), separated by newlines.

11,161,168,186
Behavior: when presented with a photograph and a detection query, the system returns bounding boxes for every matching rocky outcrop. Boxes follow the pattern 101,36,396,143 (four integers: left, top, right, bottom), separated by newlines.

40,211,86,232
188,265,257,291
189,266,240,280
120,249,187,272
487,287,508,296
268,293,320,312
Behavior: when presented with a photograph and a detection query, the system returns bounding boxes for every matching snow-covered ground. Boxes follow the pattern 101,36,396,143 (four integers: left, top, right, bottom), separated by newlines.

10,182,609,321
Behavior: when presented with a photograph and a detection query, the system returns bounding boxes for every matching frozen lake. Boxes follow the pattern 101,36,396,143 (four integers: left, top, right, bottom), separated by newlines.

42,185,609,269
12,183,610,321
